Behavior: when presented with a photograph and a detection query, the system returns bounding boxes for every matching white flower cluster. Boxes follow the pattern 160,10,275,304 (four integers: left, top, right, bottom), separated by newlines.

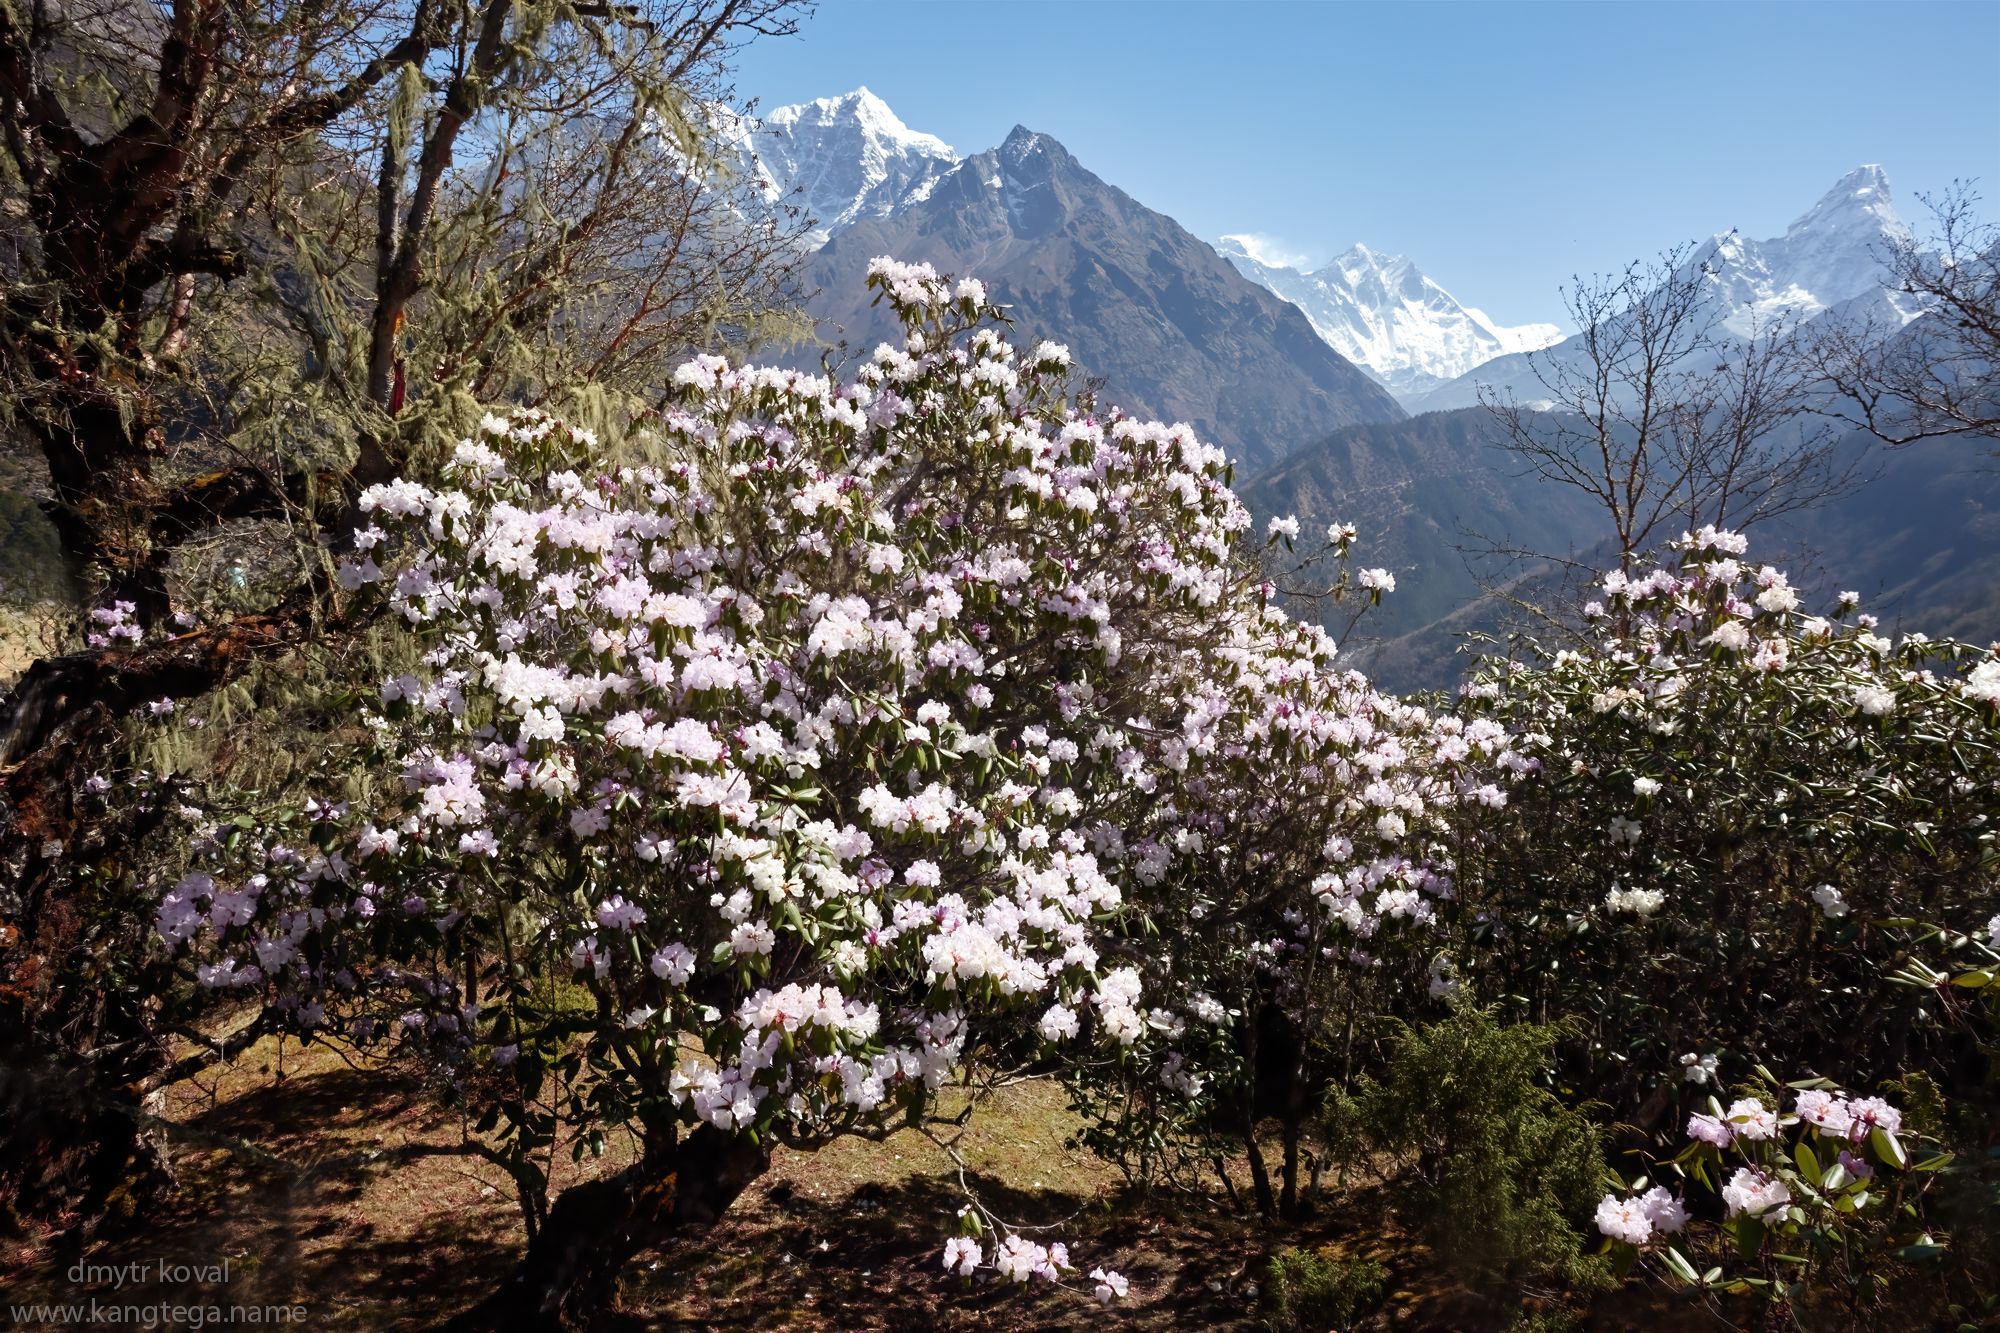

1594,1185,1689,1245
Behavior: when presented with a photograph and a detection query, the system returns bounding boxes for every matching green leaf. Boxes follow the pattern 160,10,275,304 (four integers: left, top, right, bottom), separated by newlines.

1872,1127,1908,1170
1662,1246,1701,1285
1794,1139,1822,1188
1610,1243,1637,1280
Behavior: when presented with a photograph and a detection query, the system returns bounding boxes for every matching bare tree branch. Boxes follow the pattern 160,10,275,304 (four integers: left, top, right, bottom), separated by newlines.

1804,183,2000,448
1480,240,1859,585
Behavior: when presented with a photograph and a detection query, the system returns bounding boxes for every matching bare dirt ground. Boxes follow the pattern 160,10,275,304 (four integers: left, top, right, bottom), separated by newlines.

0,1034,1721,1331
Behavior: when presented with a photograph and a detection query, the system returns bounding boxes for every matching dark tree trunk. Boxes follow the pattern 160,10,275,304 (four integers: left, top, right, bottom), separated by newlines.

453,1125,768,1331
1240,1105,1276,1219
1211,1153,1242,1212
1233,1005,1277,1217
1279,1108,1301,1220
31,406,172,622
0,0,447,1251
0,1044,175,1241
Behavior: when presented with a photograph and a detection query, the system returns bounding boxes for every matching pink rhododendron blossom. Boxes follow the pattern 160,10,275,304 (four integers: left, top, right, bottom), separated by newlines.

1726,1097,1778,1141
1688,1112,1734,1147
942,1238,980,1276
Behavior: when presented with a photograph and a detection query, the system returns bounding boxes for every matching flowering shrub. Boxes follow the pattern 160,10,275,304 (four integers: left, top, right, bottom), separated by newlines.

147,260,1505,1317
1451,528,2000,1113
1597,1076,1951,1322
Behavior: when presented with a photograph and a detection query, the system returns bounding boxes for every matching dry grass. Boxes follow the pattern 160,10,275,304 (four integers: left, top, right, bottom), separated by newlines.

0,601,63,688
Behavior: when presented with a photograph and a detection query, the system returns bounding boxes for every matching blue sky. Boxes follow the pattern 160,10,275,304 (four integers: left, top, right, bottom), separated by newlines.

733,0,2000,328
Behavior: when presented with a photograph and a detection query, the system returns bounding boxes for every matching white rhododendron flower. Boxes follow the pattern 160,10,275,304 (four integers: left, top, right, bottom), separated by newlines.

1851,683,1897,716
1968,660,2000,707
1721,1167,1791,1217
1595,1185,1687,1245
942,1237,980,1276
1605,885,1665,918
1358,567,1396,593
1726,1097,1778,1141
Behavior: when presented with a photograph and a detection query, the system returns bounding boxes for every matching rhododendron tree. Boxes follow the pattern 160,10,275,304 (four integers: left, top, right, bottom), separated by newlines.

152,262,1492,1322
1449,529,2000,1117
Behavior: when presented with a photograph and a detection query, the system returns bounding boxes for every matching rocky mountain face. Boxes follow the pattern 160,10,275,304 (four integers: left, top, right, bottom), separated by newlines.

1236,403,2000,694
1218,239,1562,401
805,127,1405,470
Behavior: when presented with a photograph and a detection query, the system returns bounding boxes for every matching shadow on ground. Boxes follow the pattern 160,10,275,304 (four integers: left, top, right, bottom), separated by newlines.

0,1048,1733,1331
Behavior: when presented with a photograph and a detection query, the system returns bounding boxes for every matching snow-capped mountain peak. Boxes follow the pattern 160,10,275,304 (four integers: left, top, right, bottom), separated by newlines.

1219,233,1314,270
1787,164,1905,243
762,87,954,162
1219,237,1562,400
1000,126,1048,164
994,125,1067,189
1698,163,1912,337
728,87,960,247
